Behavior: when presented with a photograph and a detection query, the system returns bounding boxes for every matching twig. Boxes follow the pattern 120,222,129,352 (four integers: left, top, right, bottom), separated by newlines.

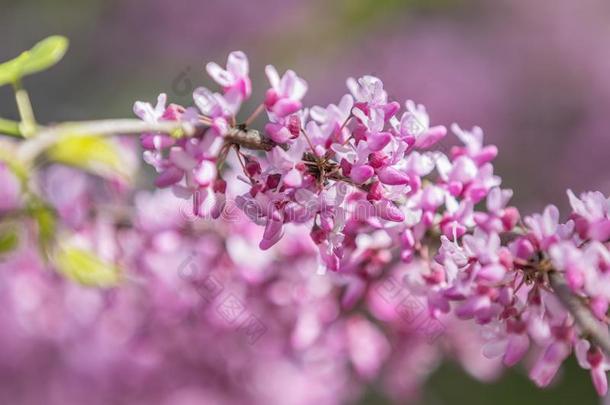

224,127,275,151
300,127,320,159
38,119,197,138
245,104,265,126
17,119,198,164
548,270,610,356
10,116,282,168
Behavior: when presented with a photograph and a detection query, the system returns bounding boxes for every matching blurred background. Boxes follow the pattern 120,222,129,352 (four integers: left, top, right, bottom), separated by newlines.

1,0,609,403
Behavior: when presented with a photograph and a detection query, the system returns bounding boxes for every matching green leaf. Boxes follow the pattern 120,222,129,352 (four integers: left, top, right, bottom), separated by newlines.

54,246,121,287
0,36,69,86
46,134,132,180
0,228,19,255
20,36,69,77
0,54,27,87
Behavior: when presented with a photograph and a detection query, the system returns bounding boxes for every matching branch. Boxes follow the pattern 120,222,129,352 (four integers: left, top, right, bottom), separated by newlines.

37,119,197,138
16,119,197,164
224,127,275,151
13,119,282,164
549,270,610,356
9,117,364,194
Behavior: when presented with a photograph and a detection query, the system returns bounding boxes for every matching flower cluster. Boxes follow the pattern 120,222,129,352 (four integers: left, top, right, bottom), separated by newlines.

426,187,610,395
132,51,610,396
0,173,494,405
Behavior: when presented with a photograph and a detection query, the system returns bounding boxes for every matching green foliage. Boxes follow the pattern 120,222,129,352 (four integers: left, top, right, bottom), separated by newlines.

29,202,57,254
0,228,19,255
0,36,69,87
0,35,129,288
54,246,121,287
46,133,131,180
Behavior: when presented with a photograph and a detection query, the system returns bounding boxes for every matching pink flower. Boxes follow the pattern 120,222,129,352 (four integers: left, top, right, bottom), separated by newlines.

549,241,587,292
264,65,308,118
451,124,498,165
206,50,252,99
126,51,610,399
133,93,167,123
567,189,610,241
474,187,520,232
395,100,447,149
530,341,571,388
346,315,391,380
352,107,392,152
265,143,306,189
133,93,177,169
309,94,354,143
193,86,240,135
482,321,530,367
576,339,610,396
346,75,388,107
524,205,572,249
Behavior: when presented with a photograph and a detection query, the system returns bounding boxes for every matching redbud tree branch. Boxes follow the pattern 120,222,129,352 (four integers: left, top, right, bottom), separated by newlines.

224,127,275,151
9,119,277,164
14,119,202,165
10,117,610,357
548,270,610,356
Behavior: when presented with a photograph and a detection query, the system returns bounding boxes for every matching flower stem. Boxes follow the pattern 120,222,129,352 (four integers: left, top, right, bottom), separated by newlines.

245,104,265,126
300,128,319,158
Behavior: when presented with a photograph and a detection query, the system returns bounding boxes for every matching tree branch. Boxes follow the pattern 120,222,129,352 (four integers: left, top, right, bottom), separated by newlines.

14,119,280,164
10,117,361,193
16,119,197,164
549,270,610,356
224,127,275,151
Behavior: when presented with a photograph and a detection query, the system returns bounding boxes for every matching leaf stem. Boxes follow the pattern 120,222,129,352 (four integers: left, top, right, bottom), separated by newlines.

13,80,37,137
0,118,22,137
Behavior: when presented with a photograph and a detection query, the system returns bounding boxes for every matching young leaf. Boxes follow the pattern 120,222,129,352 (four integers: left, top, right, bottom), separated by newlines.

20,36,69,77
0,35,69,86
45,134,132,180
0,54,26,87
0,228,19,255
29,202,56,254
54,246,121,287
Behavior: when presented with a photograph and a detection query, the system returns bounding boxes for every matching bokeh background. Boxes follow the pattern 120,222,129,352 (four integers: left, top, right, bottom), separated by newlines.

1,0,609,403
